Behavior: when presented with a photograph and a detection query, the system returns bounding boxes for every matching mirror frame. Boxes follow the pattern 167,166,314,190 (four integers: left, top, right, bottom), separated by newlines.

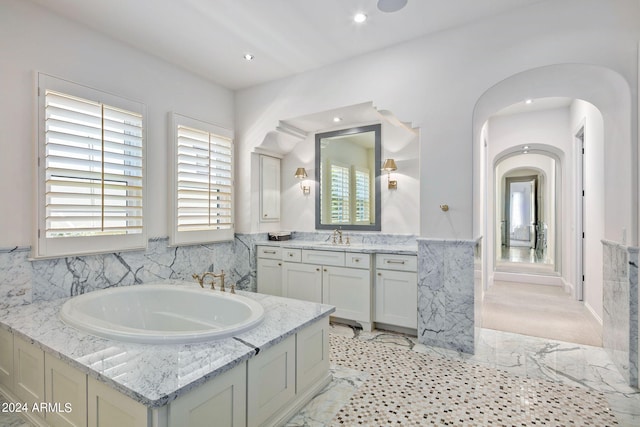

314,124,381,231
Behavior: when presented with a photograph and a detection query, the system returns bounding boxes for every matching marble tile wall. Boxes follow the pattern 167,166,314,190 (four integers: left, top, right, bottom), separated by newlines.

417,238,476,354
0,232,416,308
0,237,241,309
602,240,639,387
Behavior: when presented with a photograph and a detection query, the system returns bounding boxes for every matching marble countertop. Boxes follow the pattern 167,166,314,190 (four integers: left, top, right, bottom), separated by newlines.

0,281,334,407
257,240,418,255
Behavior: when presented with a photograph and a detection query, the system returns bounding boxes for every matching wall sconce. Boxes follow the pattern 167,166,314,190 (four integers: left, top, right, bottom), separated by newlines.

294,167,310,195
382,159,398,190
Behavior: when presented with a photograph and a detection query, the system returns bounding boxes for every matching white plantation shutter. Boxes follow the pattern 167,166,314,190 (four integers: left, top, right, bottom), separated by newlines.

35,74,146,258
330,163,350,224
354,168,370,223
169,114,234,245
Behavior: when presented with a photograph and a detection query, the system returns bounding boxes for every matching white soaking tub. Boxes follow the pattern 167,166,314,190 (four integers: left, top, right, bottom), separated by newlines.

60,284,264,344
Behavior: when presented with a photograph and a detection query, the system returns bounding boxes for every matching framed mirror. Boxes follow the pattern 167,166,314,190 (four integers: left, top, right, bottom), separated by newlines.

315,124,381,231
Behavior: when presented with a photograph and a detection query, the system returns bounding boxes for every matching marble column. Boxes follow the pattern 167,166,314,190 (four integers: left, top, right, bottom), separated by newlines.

602,240,639,387
417,238,476,354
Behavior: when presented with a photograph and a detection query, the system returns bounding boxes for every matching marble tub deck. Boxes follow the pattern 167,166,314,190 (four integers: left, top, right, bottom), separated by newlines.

0,281,334,407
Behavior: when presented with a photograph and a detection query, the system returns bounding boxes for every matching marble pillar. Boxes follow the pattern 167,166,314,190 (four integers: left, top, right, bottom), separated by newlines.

417,238,476,354
602,240,639,387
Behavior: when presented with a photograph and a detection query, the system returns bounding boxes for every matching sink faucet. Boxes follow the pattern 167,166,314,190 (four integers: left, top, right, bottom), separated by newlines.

332,228,343,245
192,270,226,291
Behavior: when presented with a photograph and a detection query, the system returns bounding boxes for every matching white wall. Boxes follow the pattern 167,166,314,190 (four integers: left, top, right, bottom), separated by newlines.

0,0,234,246
570,100,605,321
237,0,639,240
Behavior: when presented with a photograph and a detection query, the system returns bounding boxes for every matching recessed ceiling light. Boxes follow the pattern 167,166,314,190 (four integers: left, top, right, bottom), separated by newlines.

523,150,529,154
243,53,255,61
525,99,533,104
333,117,343,123
353,13,367,23
523,145,530,150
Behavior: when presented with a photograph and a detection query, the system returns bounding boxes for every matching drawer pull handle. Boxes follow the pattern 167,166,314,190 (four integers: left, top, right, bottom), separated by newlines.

386,260,406,265
378,272,382,276
278,262,282,266
353,258,360,262
264,250,276,254
316,268,320,272
323,268,328,272
289,253,294,257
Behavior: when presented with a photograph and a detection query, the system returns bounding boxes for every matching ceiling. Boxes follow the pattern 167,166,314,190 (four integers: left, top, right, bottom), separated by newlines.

29,0,546,90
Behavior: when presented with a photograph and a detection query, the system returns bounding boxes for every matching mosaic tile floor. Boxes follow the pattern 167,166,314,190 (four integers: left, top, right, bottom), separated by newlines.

290,324,640,427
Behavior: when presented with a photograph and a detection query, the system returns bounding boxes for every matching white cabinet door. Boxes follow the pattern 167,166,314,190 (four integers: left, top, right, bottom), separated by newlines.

257,258,282,296
260,155,281,222
0,327,13,392
168,362,246,427
375,269,418,329
13,336,45,409
323,266,371,324
296,317,330,394
282,262,322,303
45,353,87,427
247,334,295,427
88,377,148,427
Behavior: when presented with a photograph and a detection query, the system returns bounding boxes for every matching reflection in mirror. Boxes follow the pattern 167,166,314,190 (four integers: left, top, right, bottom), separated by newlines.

495,162,556,274
315,124,381,231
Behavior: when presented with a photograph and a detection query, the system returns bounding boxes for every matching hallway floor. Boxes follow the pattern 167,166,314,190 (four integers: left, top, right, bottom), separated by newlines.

482,281,602,346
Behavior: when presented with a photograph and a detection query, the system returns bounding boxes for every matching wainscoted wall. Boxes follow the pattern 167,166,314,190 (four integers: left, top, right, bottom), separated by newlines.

0,232,416,309
0,238,239,309
417,238,476,354
602,240,639,387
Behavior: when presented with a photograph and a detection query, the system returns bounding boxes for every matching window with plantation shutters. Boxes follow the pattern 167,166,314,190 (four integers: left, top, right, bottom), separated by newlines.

330,163,350,224
169,113,234,245
354,168,370,224
34,74,146,259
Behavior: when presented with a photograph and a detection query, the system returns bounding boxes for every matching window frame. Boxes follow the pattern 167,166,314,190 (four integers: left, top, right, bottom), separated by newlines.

33,73,147,259
168,113,235,246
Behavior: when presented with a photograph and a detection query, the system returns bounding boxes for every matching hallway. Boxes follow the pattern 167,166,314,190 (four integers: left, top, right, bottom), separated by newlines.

482,281,602,347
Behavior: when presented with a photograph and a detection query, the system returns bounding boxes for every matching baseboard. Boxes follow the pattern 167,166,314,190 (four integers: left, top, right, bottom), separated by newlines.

267,373,332,427
561,277,575,296
584,301,603,326
493,271,563,286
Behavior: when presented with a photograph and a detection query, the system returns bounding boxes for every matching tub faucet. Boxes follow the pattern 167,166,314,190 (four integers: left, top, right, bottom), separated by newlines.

192,270,225,291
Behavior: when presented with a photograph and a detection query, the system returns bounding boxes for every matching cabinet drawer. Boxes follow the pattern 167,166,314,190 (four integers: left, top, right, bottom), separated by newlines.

302,250,344,267
282,248,302,262
376,254,417,272
345,253,371,269
257,246,281,259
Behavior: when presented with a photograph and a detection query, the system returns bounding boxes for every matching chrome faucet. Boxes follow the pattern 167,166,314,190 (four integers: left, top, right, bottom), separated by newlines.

192,270,226,291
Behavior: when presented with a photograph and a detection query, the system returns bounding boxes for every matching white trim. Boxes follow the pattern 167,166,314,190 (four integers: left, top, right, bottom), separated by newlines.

33,73,147,259
493,271,564,286
584,301,603,326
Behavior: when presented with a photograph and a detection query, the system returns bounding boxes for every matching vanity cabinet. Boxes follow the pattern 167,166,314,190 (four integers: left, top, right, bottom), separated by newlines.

257,246,283,296
374,254,418,330
279,248,372,331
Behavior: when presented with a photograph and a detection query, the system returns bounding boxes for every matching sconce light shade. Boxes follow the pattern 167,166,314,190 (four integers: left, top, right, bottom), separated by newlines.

294,167,308,179
382,159,397,171
295,167,310,195
382,159,398,190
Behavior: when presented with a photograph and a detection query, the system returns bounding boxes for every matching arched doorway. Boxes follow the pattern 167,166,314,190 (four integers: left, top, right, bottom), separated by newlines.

472,64,633,346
